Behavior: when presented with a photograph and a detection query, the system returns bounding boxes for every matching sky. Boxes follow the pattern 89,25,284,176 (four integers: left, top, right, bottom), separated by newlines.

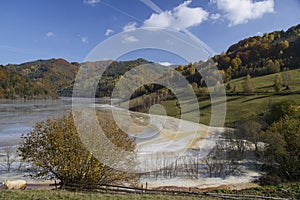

0,0,299,65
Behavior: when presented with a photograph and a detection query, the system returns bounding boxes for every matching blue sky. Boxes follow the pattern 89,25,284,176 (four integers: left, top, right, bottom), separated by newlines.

0,0,299,65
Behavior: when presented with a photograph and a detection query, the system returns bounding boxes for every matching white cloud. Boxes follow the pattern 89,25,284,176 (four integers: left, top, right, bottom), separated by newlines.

158,62,172,66
143,0,209,30
210,13,221,20
211,0,275,26
105,29,114,36
123,22,137,32
46,32,54,37
83,0,100,6
122,35,139,43
81,36,88,43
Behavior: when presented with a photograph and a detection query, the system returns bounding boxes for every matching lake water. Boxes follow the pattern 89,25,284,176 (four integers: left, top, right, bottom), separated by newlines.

0,97,158,148
0,98,124,147
0,98,74,147
0,98,230,176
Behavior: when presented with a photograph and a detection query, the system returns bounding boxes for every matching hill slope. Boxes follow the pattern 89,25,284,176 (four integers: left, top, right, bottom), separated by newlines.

11,58,79,95
213,24,300,80
0,65,56,99
0,24,299,100
0,58,152,99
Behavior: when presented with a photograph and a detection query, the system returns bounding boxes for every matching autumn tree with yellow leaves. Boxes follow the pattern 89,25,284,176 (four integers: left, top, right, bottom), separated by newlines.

19,112,137,186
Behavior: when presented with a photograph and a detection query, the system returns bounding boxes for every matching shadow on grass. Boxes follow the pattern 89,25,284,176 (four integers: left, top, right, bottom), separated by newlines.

241,95,270,103
198,96,241,110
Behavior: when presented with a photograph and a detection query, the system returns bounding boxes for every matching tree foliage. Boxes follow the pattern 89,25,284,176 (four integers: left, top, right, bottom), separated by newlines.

213,24,300,80
263,116,300,181
282,67,291,90
265,100,299,124
256,100,300,183
274,74,283,92
234,119,264,153
19,113,137,185
0,65,55,99
2,24,300,100
242,75,255,94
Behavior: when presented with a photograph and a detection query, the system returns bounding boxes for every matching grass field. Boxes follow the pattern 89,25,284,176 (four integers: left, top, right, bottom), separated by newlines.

229,68,300,93
0,190,213,200
144,68,300,126
1,181,299,199
211,181,300,199
122,69,300,125
159,93,300,125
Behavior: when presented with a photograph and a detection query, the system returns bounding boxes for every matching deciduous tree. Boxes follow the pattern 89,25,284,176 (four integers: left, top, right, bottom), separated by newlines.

242,75,255,94
263,116,300,181
274,74,283,92
19,112,137,185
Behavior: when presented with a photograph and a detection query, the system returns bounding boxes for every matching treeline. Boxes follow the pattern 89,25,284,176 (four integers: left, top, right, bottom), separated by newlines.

171,24,300,93
64,58,151,97
213,24,300,81
95,58,151,97
0,65,56,99
129,87,179,114
0,58,150,99
139,25,299,107
0,58,79,99
1,24,299,99
128,24,300,105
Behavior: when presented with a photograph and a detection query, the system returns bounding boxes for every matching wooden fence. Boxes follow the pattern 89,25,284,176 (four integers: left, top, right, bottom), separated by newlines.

50,182,288,200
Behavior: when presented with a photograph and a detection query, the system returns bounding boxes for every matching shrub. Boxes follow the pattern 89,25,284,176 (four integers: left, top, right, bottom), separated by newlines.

19,112,137,185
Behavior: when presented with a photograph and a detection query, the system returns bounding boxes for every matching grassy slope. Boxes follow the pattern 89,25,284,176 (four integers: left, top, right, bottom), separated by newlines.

154,69,300,125
223,68,300,124
229,68,300,93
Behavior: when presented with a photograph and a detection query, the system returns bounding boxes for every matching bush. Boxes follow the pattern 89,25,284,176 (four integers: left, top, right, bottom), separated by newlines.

259,174,282,186
262,116,300,181
265,100,298,124
19,112,137,185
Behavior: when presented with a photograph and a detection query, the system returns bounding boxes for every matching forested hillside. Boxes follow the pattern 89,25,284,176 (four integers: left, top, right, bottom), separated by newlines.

0,24,299,99
0,64,56,99
125,24,300,114
213,24,300,80
59,58,151,97
0,58,151,99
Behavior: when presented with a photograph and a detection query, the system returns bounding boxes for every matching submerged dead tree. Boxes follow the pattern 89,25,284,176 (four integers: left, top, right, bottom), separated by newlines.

1,146,18,172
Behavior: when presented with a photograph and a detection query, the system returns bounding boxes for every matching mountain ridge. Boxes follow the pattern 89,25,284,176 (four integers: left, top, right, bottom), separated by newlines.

0,23,299,99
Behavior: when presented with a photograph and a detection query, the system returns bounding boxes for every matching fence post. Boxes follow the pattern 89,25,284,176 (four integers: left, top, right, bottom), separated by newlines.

145,182,148,194
141,184,143,194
